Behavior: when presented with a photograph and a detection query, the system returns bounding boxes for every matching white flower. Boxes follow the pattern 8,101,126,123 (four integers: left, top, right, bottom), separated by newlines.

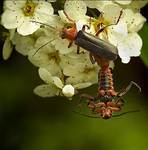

1,0,54,36
34,68,75,98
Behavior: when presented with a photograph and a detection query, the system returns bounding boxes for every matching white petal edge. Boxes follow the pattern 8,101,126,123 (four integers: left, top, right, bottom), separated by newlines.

115,0,131,5
118,33,142,63
64,0,87,21
1,9,24,29
17,17,40,36
102,3,122,24
52,76,64,89
34,84,59,97
39,68,53,84
4,1,26,10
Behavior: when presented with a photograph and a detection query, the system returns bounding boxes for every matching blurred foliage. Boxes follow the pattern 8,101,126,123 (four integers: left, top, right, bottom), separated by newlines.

140,23,148,67
0,1,148,150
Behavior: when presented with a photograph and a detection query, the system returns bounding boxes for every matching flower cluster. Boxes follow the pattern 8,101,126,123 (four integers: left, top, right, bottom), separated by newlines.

1,0,147,99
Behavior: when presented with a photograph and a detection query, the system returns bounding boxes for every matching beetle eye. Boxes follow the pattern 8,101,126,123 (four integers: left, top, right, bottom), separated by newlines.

61,32,66,39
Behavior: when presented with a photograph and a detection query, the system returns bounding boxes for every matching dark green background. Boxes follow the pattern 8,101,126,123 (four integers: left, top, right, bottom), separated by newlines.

0,1,148,150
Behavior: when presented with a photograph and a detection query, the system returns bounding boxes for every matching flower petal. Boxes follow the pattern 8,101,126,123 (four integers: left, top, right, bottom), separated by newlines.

118,33,142,63
12,33,35,56
34,1,54,23
34,84,60,97
102,3,122,24
85,1,110,10
52,76,63,89
52,38,75,54
129,13,146,32
128,1,148,11
115,0,131,5
28,38,56,67
122,9,146,32
17,17,40,35
74,82,92,89
1,9,24,29
118,47,130,63
108,20,128,46
35,1,54,15
4,0,26,10
44,63,62,77
58,10,71,23
64,0,87,21
39,68,53,84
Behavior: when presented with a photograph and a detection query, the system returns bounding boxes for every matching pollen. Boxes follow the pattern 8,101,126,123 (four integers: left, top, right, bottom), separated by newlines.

48,51,61,64
92,17,109,35
22,1,37,16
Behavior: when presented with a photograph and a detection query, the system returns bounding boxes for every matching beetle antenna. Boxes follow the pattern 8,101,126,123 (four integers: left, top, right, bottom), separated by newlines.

30,20,56,30
63,10,75,23
73,111,100,118
117,81,141,97
95,9,123,36
113,110,140,117
32,38,55,56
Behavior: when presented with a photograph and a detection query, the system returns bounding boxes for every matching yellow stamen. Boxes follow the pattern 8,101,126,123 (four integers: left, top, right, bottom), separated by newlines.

22,1,37,16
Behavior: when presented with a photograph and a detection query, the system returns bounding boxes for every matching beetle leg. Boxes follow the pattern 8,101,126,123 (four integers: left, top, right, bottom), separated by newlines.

117,81,141,97
89,17,92,27
88,101,96,111
89,53,96,64
68,41,73,48
77,46,80,54
80,93,95,101
77,94,94,110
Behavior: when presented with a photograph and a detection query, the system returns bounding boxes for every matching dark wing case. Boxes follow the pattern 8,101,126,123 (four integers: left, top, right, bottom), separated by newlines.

75,31,118,60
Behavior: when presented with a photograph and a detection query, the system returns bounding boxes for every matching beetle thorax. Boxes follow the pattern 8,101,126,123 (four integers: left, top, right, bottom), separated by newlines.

60,26,77,41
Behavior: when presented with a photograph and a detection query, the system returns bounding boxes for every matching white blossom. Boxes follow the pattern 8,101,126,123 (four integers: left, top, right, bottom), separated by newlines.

1,0,54,36
34,68,75,98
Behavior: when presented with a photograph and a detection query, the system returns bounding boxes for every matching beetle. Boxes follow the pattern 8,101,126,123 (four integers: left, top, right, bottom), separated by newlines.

75,56,141,119
32,11,118,61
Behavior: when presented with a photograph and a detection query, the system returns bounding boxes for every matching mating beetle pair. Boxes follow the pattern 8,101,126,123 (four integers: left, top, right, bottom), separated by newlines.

33,11,141,119
60,12,141,119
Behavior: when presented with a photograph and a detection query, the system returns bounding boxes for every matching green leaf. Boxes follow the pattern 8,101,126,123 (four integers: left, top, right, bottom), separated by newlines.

139,23,148,67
